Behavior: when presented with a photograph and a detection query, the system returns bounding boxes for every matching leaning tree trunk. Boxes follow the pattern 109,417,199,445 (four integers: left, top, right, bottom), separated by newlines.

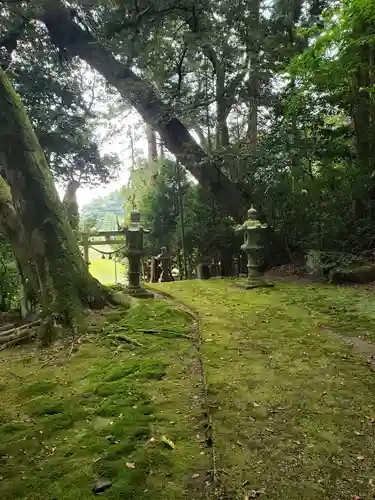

0,68,107,335
39,1,248,221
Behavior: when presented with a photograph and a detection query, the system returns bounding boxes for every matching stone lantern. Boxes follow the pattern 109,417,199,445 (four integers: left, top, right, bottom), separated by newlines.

123,210,153,297
157,246,174,283
235,205,273,288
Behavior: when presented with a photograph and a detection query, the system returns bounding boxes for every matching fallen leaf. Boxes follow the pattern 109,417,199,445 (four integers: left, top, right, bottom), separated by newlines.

161,436,175,449
126,462,136,469
244,488,265,499
245,491,257,499
356,455,365,461
93,478,112,494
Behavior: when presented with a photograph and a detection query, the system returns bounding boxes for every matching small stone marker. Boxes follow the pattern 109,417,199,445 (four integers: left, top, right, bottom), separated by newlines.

157,246,174,283
93,478,112,494
196,263,211,280
149,256,160,283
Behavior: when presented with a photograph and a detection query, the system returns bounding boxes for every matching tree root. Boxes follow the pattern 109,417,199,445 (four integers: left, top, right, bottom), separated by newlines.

108,291,131,309
137,329,194,340
69,335,86,356
0,319,41,343
108,334,144,347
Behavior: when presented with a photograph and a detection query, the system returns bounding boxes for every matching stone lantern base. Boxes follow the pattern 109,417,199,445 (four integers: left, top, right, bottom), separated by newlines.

127,285,154,298
232,277,275,290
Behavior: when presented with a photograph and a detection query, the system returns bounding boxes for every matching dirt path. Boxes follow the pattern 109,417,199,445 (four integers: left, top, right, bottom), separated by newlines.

150,288,218,496
319,324,375,368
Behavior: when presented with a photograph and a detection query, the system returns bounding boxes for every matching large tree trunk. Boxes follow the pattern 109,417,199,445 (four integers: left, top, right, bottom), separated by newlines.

39,1,248,221
0,68,107,335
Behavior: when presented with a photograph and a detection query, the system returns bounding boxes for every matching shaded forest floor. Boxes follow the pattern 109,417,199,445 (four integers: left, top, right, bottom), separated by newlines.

1,280,375,499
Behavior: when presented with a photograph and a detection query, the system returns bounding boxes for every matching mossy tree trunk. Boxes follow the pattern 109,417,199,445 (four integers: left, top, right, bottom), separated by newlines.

0,176,39,314
0,68,107,334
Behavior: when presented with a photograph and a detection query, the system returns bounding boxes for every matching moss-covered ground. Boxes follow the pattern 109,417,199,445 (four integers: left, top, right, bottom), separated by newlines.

0,300,209,500
1,280,375,499
150,280,375,500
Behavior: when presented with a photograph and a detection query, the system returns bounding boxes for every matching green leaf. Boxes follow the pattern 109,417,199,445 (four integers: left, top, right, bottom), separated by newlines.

161,435,175,449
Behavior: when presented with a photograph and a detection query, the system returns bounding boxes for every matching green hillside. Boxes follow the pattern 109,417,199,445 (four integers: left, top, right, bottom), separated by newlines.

80,189,125,231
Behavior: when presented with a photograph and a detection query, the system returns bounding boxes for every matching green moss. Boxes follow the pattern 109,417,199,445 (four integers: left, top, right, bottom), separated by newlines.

5,282,375,499
149,280,375,499
101,299,192,337
20,380,57,396
0,299,206,500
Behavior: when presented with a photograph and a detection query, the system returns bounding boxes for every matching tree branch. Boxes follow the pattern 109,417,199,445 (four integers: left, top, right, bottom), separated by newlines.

36,0,248,221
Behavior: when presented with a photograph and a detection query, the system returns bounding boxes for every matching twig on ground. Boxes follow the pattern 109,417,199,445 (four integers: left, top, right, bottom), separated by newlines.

0,319,41,338
137,329,194,340
0,322,16,332
0,329,37,351
0,321,41,344
108,334,144,347
68,335,86,356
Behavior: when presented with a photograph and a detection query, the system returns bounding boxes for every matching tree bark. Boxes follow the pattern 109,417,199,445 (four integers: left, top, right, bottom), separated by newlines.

62,179,80,231
39,1,248,221
0,68,107,334
246,0,260,152
0,176,39,309
146,123,158,163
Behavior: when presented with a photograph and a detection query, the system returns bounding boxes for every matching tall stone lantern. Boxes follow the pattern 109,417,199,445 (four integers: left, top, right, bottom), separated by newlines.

123,210,153,298
235,205,273,288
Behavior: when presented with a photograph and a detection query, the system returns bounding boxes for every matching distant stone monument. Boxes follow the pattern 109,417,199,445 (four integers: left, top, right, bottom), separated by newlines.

149,256,160,283
157,246,174,283
196,262,211,280
235,205,273,289
123,210,153,297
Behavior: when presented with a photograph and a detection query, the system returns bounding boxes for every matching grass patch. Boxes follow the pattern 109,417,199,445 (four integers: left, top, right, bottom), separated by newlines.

3,279,375,499
100,299,193,346
0,298,207,500
277,283,375,342
88,254,126,285
150,279,375,500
